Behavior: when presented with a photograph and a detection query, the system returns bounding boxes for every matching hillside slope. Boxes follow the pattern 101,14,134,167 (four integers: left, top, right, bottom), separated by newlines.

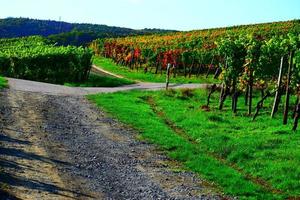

0,17,175,46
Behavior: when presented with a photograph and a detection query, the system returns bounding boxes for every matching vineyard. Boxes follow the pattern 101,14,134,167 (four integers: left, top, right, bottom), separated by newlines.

0,36,93,84
91,20,300,130
1,17,300,199
91,20,300,75
87,20,300,197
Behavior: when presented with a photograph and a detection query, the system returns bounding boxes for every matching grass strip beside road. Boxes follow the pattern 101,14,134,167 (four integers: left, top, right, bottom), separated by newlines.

88,89,300,199
0,76,8,88
64,73,135,87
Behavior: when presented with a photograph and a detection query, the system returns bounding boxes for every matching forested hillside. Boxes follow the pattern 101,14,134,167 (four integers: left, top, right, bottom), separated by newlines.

0,17,174,46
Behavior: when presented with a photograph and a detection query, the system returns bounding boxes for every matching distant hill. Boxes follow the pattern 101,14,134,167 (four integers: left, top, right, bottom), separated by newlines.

0,18,175,46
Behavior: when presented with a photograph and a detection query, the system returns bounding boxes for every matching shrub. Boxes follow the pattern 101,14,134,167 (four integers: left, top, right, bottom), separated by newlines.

0,36,93,84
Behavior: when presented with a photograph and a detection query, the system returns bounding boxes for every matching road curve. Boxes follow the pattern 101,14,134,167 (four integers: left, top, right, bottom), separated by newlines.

7,78,212,96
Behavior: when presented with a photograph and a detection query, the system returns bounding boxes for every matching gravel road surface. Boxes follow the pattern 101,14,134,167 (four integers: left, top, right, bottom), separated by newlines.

0,79,224,200
7,78,211,96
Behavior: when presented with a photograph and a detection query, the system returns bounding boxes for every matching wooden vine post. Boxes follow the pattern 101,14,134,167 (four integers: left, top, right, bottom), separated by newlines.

218,57,228,110
207,84,217,106
253,91,272,121
166,63,171,90
293,103,300,131
283,51,294,125
271,56,284,118
245,86,249,106
248,68,253,115
292,97,299,118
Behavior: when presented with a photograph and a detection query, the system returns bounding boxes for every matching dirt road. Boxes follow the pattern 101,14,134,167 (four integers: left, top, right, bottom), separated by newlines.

0,80,223,199
7,78,212,96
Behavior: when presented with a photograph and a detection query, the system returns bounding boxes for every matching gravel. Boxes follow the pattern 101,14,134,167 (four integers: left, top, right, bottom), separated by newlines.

41,94,222,199
0,78,225,199
7,77,212,96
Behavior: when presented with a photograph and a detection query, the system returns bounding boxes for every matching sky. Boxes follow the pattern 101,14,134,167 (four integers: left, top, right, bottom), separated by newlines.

1,0,300,31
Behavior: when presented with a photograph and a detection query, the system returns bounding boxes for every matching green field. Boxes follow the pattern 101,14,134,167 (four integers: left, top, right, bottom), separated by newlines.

93,57,219,84
64,73,135,87
0,76,8,88
88,89,300,199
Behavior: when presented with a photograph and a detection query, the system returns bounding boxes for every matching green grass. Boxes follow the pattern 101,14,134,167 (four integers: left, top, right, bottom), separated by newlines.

64,72,135,87
93,56,219,84
88,89,300,199
0,76,8,88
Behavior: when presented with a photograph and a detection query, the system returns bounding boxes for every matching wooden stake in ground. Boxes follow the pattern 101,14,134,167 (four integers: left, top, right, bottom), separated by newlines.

248,70,253,115
283,52,294,125
207,84,217,106
213,67,221,79
245,85,249,106
232,91,240,114
292,97,299,118
271,56,284,118
166,63,171,90
293,103,300,131
219,85,229,110
253,91,272,121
